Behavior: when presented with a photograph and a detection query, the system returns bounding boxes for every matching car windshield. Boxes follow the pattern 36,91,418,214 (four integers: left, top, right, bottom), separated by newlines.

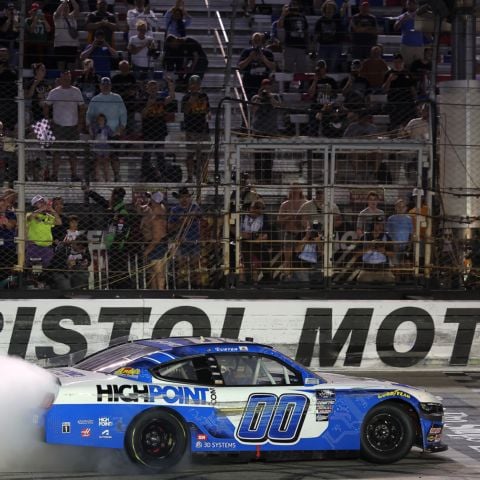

75,343,159,373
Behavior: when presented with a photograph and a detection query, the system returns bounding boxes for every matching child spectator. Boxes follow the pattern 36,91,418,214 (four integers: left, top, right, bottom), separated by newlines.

90,113,113,181
65,215,82,242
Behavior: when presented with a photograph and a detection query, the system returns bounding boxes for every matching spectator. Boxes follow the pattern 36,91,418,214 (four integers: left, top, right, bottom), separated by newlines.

90,113,113,181
277,1,310,73
25,63,51,123
26,194,62,268
50,234,91,289
382,53,417,131
24,2,52,68
141,191,168,289
251,78,281,184
168,187,202,288
357,216,395,284
163,35,209,87
0,2,19,61
343,109,378,137
240,199,274,283
127,19,158,80
181,75,211,183
295,220,324,283
65,214,82,242
356,190,384,238
86,76,128,182
394,0,429,68
409,46,433,97
349,1,378,60
1,187,16,211
277,184,306,279
237,32,276,100
51,196,68,245
86,0,117,45
314,1,345,72
0,193,17,281
403,101,429,141
111,60,138,134
297,187,342,234
141,77,176,181
359,45,389,92
340,58,371,111
75,58,101,104
408,187,428,260
0,47,17,131
127,0,161,40
317,102,349,137
387,198,413,265
80,28,118,77
164,0,192,37
53,0,80,71
0,120,16,185
43,70,85,182
83,185,132,288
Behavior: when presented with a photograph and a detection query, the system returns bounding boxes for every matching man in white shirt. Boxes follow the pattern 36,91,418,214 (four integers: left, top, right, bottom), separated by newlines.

127,20,157,79
127,0,161,40
403,102,429,140
43,70,85,182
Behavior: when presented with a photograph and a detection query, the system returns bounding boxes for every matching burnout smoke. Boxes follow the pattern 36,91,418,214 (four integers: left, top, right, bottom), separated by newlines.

0,355,141,474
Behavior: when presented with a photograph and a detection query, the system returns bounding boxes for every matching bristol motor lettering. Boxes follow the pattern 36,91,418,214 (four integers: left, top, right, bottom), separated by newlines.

96,384,210,404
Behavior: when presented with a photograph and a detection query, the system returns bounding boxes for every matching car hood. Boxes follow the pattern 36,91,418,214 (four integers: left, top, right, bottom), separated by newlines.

318,372,440,403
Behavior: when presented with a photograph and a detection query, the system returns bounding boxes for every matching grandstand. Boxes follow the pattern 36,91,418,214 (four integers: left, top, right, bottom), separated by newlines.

0,0,477,294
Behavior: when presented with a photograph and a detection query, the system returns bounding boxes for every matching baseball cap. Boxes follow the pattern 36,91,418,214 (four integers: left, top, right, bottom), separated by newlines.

361,1,369,6
29,3,40,12
412,188,424,197
31,194,46,206
178,187,191,196
316,59,327,69
100,77,111,85
188,75,201,85
393,52,404,60
261,78,271,86
351,59,362,70
150,191,164,204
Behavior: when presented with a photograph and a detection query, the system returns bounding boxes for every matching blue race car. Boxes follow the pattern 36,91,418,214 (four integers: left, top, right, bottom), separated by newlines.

43,337,447,470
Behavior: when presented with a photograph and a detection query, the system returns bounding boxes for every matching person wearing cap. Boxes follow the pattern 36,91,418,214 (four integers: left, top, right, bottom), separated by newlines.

80,28,118,77
43,70,86,182
251,79,281,184
382,52,417,131
278,2,310,73
86,0,117,45
24,2,52,68
340,58,371,111
308,59,338,104
141,77,176,182
349,1,378,60
181,75,211,183
141,191,168,290
163,34,209,86
168,187,202,287
237,32,276,100
86,76,127,182
26,195,62,268
314,1,345,72
53,0,80,71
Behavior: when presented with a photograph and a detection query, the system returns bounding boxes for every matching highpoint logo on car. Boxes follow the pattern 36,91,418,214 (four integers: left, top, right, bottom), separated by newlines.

96,384,210,404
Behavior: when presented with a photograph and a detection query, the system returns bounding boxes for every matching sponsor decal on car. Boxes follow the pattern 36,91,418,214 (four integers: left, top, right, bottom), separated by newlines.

77,419,94,425
81,428,91,438
99,417,113,427
99,429,112,439
114,367,141,378
315,390,335,421
96,384,210,404
377,390,411,400
61,422,71,434
197,433,207,441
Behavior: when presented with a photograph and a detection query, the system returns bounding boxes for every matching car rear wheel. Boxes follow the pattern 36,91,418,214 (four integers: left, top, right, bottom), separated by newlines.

125,409,188,470
360,403,414,464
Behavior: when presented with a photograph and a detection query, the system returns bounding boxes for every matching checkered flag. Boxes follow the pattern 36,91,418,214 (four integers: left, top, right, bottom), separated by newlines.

32,118,55,147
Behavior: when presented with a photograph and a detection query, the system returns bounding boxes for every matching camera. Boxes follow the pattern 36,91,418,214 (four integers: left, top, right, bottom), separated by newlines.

259,89,271,103
311,220,320,232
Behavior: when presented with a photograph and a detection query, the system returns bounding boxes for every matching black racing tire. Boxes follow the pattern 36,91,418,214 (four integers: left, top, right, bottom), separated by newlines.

125,409,188,470
360,403,415,464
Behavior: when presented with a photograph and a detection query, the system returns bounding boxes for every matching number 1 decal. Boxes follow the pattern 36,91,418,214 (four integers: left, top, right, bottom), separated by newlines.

236,393,309,443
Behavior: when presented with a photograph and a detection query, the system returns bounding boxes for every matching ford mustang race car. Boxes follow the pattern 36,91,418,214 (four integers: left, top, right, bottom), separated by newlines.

43,337,447,470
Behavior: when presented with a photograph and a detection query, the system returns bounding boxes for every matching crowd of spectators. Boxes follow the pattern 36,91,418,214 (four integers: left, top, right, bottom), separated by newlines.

0,0,439,290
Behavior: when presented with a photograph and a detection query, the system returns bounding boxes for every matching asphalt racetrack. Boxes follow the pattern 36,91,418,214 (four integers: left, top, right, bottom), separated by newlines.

2,371,480,480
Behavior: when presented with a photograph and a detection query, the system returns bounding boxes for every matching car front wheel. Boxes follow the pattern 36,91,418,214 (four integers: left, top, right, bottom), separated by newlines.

125,409,188,470
360,403,414,464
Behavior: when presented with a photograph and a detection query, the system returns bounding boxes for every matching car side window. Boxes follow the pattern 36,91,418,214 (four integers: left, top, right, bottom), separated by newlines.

152,356,215,385
215,354,302,386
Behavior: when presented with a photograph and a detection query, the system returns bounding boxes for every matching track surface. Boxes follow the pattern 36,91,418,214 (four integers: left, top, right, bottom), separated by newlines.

2,371,480,480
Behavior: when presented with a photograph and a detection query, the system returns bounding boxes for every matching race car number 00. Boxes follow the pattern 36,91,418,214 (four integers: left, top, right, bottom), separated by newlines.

236,393,309,443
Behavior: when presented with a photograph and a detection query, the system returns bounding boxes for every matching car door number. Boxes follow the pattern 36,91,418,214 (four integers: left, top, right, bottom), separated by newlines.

236,393,309,443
